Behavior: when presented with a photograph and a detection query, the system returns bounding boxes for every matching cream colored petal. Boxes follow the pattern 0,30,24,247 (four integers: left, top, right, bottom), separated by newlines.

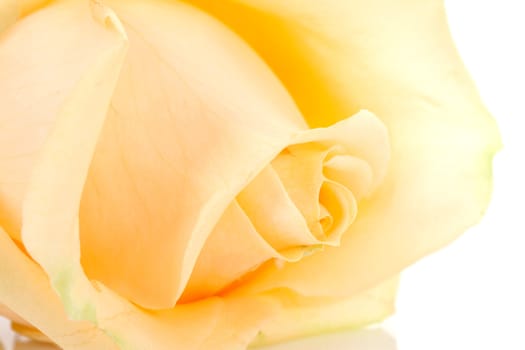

323,155,373,200
317,180,356,242
183,111,388,302
180,201,283,302
75,0,308,309
0,227,118,349
0,0,17,33
291,111,390,191
0,303,28,326
271,143,331,239
238,166,319,248
250,276,399,347
272,110,389,244
200,297,277,350
17,1,52,17
191,0,501,298
2,225,275,350
0,0,128,240
11,323,52,344
13,2,279,349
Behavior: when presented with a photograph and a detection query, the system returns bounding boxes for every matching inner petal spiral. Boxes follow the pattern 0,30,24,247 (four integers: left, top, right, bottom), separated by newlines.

182,112,389,302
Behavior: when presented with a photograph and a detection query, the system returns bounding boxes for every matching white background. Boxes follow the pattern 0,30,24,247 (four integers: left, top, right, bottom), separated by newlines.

2,1,525,349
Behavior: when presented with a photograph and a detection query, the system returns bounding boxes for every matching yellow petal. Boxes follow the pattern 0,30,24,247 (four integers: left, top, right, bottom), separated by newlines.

237,166,318,249
191,0,502,297
0,303,28,326
271,143,335,240
181,201,284,302
0,0,127,240
251,276,399,347
2,224,276,350
73,0,309,309
2,0,304,311
10,2,279,348
0,0,17,33
11,323,52,344
0,227,118,349
182,111,388,301
271,111,390,245
18,0,52,17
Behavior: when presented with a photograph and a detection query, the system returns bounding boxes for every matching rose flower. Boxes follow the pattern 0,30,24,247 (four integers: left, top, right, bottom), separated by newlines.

0,0,500,349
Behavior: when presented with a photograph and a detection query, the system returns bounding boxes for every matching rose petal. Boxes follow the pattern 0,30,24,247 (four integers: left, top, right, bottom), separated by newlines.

181,201,291,302
238,166,319,249
19,0,52,17
0,303,29,327
7,2,279,348
271,143,333,240
323,155,373,200
2,225,277,350
0,227,118,349
182,111,388,301
191,0,502,297
251,276,399,347
2,0,302,310
75,0,309,309
0,0,17,33
0,0,127,241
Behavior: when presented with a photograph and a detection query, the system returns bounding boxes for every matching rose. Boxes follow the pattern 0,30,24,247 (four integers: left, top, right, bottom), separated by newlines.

0,0,500,349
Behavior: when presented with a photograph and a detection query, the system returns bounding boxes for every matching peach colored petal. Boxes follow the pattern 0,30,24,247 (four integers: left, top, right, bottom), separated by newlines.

2,224,276,350
0,0,17,33
191,0,501,298
0,0,129,240
237,166,318,249
9,2,278,349
18,0,52,17
251,276,399,347
180,201,285,302
183,110,388,302
0,303,28,326
10,323,52,344
75,0,308,309
0,227,118,349
271,144,334,240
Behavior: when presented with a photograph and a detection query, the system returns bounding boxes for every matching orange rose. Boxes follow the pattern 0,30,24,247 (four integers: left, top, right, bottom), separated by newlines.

0,0,500,349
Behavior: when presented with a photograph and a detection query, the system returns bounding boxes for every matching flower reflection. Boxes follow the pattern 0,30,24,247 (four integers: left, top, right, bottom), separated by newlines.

257,328,396,350
2,327,396,350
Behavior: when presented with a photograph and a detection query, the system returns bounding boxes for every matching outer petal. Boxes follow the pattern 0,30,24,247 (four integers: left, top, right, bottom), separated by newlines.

9,2,278,349
0,304,29,327
0,0,17,33
189,0,502,296
0,227,118,350
251,276,399,347
0,0,129,240
1,224,276,350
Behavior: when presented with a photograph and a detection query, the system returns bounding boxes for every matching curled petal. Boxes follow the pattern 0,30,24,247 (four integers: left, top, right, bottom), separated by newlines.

0,227,118,349
251,276,399,347
183,111,389,301
1,225,277,350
